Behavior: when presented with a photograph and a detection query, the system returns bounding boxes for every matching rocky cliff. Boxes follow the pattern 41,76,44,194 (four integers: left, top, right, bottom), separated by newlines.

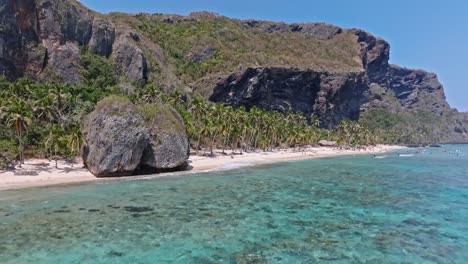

209,25,460,132
210,68,368,128
0,0,466,142
0,0,146,83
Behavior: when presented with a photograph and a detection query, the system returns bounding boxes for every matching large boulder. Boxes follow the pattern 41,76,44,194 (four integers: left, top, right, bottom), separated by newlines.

82,98,150,177
318,140,337,147
83,97,189,177
140,105,190,170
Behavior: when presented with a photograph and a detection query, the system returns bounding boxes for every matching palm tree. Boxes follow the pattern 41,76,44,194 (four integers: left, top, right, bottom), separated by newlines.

9,78,32,99
45,124,63,169
33,94,57,123
48,83,65,118
0,98,32,167
67,125,84,167
140,84,161,103
311,114,321,127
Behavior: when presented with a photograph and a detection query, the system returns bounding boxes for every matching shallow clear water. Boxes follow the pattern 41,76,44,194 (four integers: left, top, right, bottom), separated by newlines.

1,145,467,264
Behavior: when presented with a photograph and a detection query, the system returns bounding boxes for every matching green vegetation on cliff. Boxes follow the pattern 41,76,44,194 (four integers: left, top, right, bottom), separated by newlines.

111,12,362,95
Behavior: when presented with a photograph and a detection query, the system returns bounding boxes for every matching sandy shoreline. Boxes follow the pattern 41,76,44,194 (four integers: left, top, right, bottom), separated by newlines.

0,145,404,191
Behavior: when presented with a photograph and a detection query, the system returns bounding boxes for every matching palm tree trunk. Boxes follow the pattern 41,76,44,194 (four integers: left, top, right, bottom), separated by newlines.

18,124,23,166
55,148,58,169
196,135,202,154
222,131,231,154
209,132,218,156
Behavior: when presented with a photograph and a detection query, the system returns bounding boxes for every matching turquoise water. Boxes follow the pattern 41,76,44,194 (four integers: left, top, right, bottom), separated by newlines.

1,145,467,263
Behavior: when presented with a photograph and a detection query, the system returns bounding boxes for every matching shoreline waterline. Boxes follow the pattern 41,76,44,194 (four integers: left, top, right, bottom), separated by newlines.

0,145,405,191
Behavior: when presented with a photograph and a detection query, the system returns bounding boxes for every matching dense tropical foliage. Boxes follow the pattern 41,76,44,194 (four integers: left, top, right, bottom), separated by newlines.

0,78,94,166
0,77,450,167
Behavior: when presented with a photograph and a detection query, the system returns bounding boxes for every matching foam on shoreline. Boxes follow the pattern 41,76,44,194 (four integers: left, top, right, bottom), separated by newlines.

0,145,405,191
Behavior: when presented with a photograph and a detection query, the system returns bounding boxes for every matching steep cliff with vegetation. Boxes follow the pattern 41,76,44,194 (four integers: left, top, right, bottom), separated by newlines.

0,0,467,166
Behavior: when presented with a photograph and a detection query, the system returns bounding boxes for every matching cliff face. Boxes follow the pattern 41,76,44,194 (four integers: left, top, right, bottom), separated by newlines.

0,0,466,142
210,67,367,128
0,0,147,83
210,24,458,130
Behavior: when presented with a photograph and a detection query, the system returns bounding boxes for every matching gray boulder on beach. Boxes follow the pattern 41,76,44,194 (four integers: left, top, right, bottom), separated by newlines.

83,96,189,177
318,140,337,147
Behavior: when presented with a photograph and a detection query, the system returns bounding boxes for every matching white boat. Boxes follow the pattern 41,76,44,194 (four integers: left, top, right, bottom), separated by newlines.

398,154,415,157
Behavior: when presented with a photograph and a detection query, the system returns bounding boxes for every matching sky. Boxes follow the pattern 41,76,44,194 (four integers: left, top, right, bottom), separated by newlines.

79,0,468,111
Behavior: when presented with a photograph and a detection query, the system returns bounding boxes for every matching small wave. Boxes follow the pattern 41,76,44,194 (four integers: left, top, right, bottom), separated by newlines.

373,155,388,159
218,162,256,170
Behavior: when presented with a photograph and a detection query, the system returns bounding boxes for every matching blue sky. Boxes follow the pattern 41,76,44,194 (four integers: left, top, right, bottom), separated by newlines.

79,0,468,111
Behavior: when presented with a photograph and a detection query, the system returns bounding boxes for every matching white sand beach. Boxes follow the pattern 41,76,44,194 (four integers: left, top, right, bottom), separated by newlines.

0,145,404,191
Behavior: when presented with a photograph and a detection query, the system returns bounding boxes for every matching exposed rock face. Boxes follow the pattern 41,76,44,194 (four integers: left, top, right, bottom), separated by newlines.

290,23,343,39
0,0,148,83
141,107,190,170
210,20,461,135
210,67,367,128
242,20,343,39
386,65,450,112
83,100,150,177
89,18,115,57
188,47,217,62
47,42,82,83
83,97,189,177
350,29,390,83
0,0,40,79
111,31,148,82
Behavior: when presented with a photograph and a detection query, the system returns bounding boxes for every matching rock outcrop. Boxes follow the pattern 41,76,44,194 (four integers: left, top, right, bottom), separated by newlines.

350,29,390,84
241,20,343,39
210,67,367,128
140,106,190,170
386,65,450,112
83,97,189,177
111,31,148,82
209,25,460,136
88,18,116,57
0,0,148,83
